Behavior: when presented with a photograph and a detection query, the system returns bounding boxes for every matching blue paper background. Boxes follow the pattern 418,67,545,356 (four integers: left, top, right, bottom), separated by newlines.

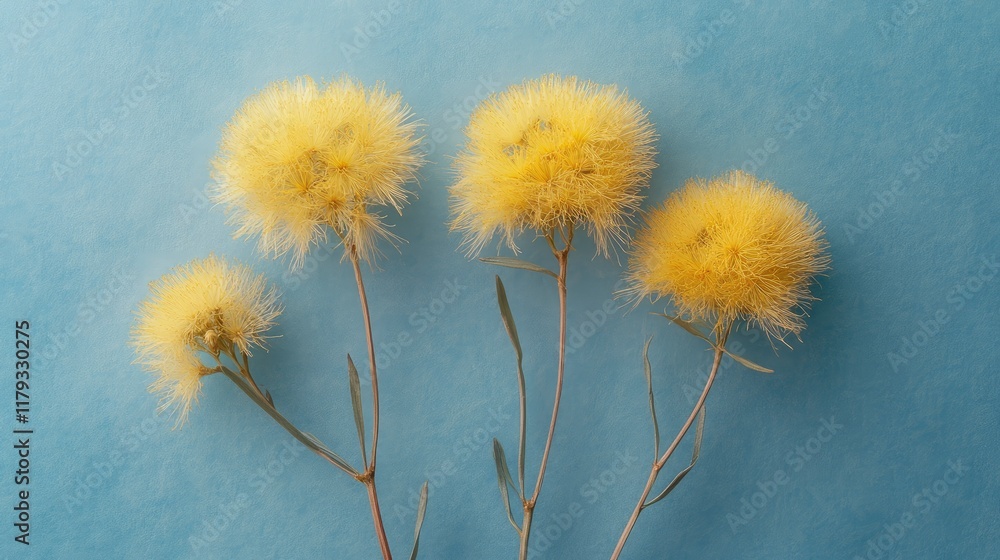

2,1,998,558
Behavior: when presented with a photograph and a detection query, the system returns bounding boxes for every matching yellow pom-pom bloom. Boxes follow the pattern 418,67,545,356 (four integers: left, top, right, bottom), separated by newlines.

626,171,829,339
131,255,281,426
212,76,422,267
450,75,657,255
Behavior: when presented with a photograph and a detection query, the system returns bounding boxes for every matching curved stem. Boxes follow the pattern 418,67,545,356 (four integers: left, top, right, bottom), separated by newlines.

219,343,266,397
519,234,571,559
216,363,358,477
518,507,534,560
350,248,381,471
610,330,728,560
348,247,391,559
517,333,528,499
610,467,660,560
531,246,569,502
210,256,394,560
365,477,393,560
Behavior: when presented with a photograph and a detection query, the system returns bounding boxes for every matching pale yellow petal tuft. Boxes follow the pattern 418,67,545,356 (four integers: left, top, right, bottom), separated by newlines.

212,76,423,268
130,255,282,426
626,171,830,340
450,74,657,256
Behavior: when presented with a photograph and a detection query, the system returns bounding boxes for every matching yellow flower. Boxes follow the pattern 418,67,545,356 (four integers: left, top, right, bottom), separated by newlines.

450,75,657,255
131,255,281,426
626,171,829,339
212,76,423,267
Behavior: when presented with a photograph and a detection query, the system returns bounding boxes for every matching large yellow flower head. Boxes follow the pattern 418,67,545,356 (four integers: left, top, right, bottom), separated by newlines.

212,76,423,267
131,255,281,426
450,75,657,255
626,171,829,340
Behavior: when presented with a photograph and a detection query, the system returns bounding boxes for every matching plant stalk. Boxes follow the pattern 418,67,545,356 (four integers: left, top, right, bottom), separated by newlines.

519,238,570,558
518,506,534,560
349,247,392,560
610,333,727,560
219,364,362,488
350,249,381,471
365,477,393,560
211,244,394,559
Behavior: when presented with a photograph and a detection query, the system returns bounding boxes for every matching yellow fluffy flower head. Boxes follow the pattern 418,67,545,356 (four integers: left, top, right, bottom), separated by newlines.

131,255,281,426
626,171,829,339
213,76,422,267
451,75,657,255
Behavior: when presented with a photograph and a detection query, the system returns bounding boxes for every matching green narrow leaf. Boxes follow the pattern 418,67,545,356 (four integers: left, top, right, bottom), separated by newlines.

347,354,368,468
655,313,774,373
691,318,714,331
492,438,521,534
219,366,359,477
725,351,774,373
644,405,707,509
480,256,558,279
654,313,714,345
496,275,527,496
643,337,661,459
495,276,523,363
409,481,429,560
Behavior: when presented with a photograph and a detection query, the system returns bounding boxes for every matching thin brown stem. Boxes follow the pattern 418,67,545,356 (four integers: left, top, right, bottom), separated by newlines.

518,507,534,560
206,279,392,559
610,329,729,560
212,358,358,477
365,478,393,560
519,232,571,559
531,245,569,502
516,331,527,499
218,343,265,397
348,247,391,559
611,467,660,560
350,248,381,471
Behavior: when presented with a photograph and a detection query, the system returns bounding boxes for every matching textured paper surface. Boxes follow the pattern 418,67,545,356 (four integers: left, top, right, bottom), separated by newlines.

1,1,997,558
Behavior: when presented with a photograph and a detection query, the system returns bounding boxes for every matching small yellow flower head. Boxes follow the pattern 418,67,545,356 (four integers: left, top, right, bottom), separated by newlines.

626,171,830,339
450,75,657,255
130,255,281,426
212,76,423,267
